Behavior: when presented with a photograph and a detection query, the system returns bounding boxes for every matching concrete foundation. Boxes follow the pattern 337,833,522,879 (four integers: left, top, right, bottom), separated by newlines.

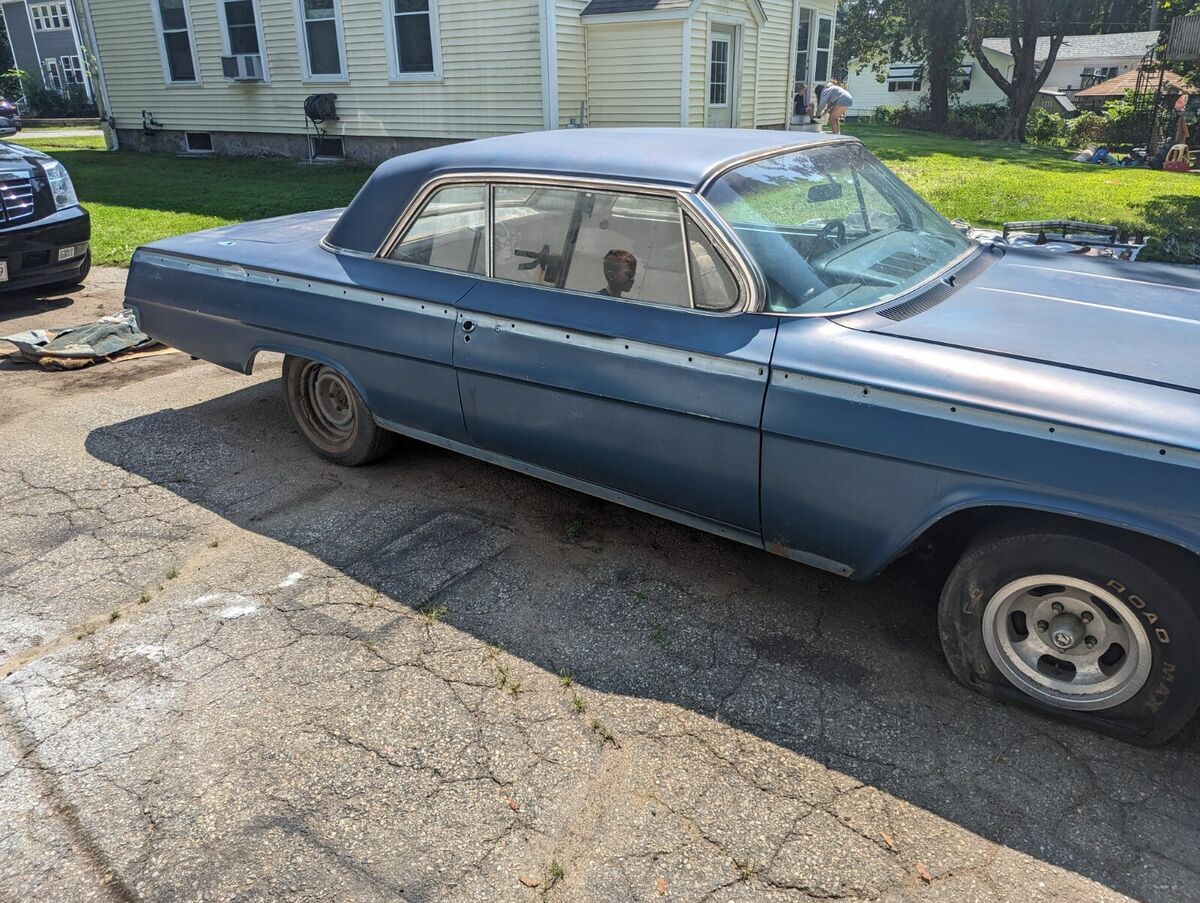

114,128,460,165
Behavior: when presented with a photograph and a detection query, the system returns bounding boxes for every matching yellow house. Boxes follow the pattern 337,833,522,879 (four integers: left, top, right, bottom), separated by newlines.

77,0,839,161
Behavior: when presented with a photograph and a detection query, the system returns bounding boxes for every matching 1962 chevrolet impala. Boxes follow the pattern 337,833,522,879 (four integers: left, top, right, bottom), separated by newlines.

125,129,1200,743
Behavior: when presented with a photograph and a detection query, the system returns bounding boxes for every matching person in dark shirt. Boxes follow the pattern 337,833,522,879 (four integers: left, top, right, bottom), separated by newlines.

597,249,637,298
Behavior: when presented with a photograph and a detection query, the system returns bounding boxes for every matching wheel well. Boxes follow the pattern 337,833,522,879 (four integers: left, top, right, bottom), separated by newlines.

909,506,1200,584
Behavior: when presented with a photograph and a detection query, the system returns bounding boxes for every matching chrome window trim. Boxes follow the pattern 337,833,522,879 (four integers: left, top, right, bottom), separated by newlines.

697,136,859,193
364,170,760,316
678,204,697,310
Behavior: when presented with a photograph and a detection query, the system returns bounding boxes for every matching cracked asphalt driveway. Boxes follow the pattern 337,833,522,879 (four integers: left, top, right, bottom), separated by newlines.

2,273,1198,902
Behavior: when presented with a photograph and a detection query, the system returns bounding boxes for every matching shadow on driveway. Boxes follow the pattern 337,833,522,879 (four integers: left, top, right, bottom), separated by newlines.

85,376,1200,901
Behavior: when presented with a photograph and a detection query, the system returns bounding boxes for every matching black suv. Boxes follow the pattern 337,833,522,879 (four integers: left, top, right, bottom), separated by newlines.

0,141,89,292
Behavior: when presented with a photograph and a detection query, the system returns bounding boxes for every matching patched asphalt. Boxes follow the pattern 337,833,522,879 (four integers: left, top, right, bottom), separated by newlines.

2,271,1198,902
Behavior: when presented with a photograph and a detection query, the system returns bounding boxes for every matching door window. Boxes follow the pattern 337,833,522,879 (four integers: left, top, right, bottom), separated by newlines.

492,185,691,308
814,15,833,83
709,36,729,106
389,183,486,275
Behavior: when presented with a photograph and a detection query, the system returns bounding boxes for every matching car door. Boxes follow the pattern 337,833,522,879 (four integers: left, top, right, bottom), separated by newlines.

451,181,777,537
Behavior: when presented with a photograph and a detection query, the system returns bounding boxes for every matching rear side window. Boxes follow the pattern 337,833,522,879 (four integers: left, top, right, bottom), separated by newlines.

492,184,691,308
389,184,486,275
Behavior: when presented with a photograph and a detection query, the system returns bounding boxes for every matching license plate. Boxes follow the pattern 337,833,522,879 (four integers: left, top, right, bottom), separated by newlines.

0,260,8,282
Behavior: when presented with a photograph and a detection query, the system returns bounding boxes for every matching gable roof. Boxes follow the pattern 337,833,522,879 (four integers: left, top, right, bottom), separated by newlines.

1074,67,1198,98
981,31,1159,62
581,0,693,12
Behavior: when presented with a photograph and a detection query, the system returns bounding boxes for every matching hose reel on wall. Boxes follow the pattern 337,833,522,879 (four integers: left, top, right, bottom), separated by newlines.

303,93,339,161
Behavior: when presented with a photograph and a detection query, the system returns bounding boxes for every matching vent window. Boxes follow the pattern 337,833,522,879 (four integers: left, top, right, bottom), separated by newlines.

184,132,213,152
309,135,344,159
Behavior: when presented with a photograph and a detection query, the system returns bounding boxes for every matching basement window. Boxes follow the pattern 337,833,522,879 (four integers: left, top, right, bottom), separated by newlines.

184,132,213,152
310,135,344,159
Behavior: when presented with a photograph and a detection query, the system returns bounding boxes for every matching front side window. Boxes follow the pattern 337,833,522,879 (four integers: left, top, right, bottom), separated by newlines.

392,0,436,75
31,3,70,29
389,184,486,275
493,185,702,310
300,0,343,77
154,0,197,82
705,143,973,314
222,0,261,54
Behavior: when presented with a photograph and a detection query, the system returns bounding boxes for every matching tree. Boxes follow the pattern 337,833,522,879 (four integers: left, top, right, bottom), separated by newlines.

966,0,1080,141
839,0,967,129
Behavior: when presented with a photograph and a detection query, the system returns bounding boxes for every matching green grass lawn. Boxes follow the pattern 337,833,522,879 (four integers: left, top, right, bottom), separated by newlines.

12,126,1200,267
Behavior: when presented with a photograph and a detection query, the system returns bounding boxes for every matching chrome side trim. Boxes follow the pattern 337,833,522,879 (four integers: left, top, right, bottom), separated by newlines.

979,286,1200,325
373,415,766,551
1002,261,1200,296
768,368,1200,465
135,250,458,321
462,312,768,381
319,236,376,259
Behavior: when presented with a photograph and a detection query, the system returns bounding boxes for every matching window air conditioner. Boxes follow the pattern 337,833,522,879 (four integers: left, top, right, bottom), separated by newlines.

221,53,263,82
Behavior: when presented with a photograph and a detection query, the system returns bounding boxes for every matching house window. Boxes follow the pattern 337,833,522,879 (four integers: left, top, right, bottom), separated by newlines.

185,131,214,152
60,56,85,86
794,8,811,95
153,0,198,83
391,0,437,75
886,64,922,93
221,0,262,55
300,0,344,78
42,58,62,91
30,3,70,30
814,15,833,83
955,63,973,91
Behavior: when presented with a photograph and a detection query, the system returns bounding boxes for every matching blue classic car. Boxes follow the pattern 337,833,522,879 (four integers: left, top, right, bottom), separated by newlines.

125,129,1200,744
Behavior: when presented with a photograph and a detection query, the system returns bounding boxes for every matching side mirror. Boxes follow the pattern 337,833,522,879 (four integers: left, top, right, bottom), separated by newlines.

808,181,843,203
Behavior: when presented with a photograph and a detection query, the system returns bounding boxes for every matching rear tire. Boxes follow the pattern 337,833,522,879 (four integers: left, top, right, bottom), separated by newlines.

282,355,395,466
939,524,1200,745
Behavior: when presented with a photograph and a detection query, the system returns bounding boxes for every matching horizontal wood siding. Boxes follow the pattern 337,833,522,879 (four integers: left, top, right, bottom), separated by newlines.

585,21,683,126
90,0,546,139
756,0,797,126
689,14,707,126
555,0,588,126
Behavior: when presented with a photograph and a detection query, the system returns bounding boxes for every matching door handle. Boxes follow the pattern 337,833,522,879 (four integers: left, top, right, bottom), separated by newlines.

461,319,475,333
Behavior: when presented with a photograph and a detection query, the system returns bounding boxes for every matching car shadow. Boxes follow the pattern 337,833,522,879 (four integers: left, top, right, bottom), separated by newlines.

0,292,75,321
84,377,1200,901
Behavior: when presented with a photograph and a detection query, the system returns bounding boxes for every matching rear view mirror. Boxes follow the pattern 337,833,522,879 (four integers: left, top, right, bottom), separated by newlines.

808,181,843,203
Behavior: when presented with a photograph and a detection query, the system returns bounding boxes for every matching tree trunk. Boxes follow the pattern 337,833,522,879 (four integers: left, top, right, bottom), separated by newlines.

927,37,951,129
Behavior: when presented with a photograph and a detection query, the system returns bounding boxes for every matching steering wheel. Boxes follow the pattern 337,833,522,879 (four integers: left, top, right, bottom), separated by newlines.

816,218,847,249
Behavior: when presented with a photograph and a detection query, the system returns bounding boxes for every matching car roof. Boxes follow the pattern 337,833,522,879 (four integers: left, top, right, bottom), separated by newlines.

325,128,848,254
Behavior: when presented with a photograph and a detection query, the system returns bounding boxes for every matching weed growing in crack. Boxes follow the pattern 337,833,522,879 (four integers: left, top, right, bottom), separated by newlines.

494,663,511,690
649,624,670,649
418,603,448,624
563,519,583,543
590,718,618,746
733,858,759,882
208,539,219,549
558,670,574,688
507,680,523,697
137,592,151,605
166,567,179,580
571,694,586,714
545,859,564,889
633,590,648,603
109,610,121,622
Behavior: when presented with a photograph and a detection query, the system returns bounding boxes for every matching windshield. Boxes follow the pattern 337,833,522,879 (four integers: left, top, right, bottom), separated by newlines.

704,143,974,314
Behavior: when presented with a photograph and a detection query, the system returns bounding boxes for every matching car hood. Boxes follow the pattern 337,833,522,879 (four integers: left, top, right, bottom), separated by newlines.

843,248,1200,393
0,141,48,174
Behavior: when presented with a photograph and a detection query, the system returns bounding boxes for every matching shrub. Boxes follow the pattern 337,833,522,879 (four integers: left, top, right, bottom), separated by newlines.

871,100,1011,140
18,74,97,118
0,69,24,100
1025,107,1069,145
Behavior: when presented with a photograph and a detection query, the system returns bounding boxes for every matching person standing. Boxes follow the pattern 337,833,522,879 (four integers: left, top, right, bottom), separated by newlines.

815,79,854,135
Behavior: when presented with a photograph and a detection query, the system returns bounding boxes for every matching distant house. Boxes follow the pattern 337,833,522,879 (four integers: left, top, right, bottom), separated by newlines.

1073,67,1198,111
846,30,1159,117
78,0,840,162
0,0,94,98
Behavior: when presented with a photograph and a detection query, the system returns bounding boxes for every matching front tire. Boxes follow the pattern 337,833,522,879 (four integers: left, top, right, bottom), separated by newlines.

282,355,395,466
939,525,1200,745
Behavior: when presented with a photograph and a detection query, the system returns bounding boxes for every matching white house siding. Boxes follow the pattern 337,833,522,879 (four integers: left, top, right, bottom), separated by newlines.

584,20,683,126
846,50,1009,117
1043,55,1144,92
688,14,707,126
90,0,546,142
555,0,588,126
756,0,796,127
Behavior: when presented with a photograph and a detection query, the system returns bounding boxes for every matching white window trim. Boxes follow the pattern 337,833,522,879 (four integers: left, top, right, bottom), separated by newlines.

215,0,271,83
293,0,348,83
149,0,202,85
31,3,71,30
381,0,443,83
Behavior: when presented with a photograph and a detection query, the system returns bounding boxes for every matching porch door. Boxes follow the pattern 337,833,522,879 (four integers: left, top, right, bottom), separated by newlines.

706,26,735,128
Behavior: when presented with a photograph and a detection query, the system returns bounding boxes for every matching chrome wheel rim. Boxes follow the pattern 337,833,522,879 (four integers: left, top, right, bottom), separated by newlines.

302,364,355,444
981,575,1152,711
